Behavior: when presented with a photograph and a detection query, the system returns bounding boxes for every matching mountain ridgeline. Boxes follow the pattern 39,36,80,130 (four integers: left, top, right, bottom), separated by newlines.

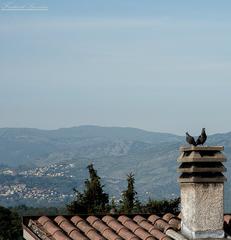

0,126,182,167
0,126,230,209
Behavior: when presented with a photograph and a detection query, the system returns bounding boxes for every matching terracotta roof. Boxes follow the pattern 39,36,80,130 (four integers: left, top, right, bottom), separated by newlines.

23,213,231,240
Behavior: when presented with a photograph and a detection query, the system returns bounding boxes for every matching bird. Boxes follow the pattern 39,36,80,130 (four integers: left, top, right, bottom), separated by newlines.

186,132,197,146
196,128,207,146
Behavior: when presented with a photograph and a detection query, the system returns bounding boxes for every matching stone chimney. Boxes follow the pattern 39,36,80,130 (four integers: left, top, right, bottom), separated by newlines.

177,146,227,239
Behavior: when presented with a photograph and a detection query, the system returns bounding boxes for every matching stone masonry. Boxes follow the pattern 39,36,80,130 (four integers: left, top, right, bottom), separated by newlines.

177,146,227,239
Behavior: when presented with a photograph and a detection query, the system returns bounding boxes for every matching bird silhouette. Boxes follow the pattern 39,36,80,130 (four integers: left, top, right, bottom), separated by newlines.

186,132,197,146
196,128,207,146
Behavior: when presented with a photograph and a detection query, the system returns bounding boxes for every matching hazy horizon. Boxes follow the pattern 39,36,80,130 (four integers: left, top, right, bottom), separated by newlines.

1,1,231,135
0,124,230,136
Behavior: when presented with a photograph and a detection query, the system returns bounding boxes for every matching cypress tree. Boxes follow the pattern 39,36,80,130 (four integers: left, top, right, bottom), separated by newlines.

120,172,138,213
67,163,109,214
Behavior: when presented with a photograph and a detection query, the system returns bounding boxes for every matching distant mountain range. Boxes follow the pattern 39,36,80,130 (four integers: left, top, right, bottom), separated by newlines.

0,126,230,210
0,126,182,167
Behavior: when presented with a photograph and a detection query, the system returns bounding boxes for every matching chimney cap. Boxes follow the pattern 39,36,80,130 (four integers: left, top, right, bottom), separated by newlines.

180,146,224,152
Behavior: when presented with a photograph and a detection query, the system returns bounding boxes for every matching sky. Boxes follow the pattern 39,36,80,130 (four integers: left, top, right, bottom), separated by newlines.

0,0,231,135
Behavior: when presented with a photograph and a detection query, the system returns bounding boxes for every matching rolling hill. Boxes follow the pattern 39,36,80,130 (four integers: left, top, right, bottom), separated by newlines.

0,126,230,210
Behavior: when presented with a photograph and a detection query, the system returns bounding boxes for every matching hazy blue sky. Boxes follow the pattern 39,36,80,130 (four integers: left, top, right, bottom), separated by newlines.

0,0,231,135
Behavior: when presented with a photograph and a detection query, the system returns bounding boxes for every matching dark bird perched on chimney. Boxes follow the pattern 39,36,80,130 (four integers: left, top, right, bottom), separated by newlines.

186,132,197,146
196,128,207,145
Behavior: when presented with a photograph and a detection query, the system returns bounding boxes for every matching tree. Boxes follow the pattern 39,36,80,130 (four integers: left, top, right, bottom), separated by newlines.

0,206,22,240
67,163,109,214
142,197,180,215
120,172,139,214
10,205,67,216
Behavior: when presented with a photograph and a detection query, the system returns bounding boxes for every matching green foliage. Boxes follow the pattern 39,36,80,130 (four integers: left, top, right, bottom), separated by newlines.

0,206,22,240
141,197,180,215
119,172,140,214
67,163,109,214
116,173,179,215
10,205,68,216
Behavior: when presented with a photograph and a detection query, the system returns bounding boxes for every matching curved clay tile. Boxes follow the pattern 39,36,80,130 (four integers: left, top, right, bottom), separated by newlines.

71,216,105,240
148,215,172,233
38,216,52,226
102,216,114,225
71,216,85,226
168,219,181,231
148,215,161,225
102,216,139,240
162,214,175,223
37,216,71,240
43,221,61,236
154,219,172,233
162,214,181,231
133,216,170,240
87,216,105,232
118,216,155,240
87,216,122,240
69,230,90,240
54,216,88,240
55,216,67,225
52,230,72,240
55,216,76,234
118,216,140,232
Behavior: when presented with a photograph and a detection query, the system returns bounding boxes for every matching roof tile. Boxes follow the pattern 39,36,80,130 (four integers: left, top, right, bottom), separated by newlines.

118,216,156,240
38,216,51,226
87,216,122,240
38,216,71,240
54,216,88,240
168,219,180,231
147,215,161,225
23,213,231,240
102,216,139,240
162,214,181,231
55,216,77,235
71,216,105,240
162,214,175,223
52,230,71,240
148,215,172,233
133,215,171,240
